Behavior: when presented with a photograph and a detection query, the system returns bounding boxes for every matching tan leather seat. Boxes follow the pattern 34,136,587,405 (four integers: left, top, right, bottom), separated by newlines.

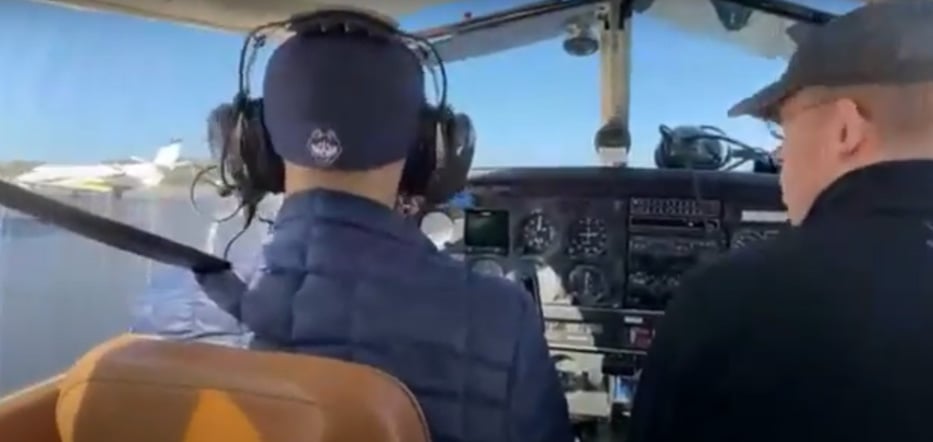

0,375,62,442
56,334,431,442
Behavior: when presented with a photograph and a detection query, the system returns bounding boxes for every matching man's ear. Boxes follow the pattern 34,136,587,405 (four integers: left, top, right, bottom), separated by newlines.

835,98,867,157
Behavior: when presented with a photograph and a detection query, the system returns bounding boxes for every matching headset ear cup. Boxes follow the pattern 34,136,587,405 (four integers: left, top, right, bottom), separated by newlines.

206,99,285,205
424,111,475,204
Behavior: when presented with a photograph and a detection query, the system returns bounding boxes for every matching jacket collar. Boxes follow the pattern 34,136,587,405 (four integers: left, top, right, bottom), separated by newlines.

805,160,933,223
274,188,433,249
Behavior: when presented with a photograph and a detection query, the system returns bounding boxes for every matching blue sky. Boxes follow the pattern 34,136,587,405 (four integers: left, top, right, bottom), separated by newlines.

0,0,858,168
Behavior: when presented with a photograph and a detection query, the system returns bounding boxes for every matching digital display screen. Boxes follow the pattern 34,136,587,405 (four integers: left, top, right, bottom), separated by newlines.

464,209,510,250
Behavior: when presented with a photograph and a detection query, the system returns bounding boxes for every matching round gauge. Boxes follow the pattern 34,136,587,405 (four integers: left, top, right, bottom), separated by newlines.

420,211,455,248
566,265,610,305
471,258,505,277
567,217,609,257
519,212,557,254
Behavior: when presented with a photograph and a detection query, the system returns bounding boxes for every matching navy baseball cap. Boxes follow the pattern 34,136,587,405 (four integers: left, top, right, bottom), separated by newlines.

262,17,426,170
729,1,933,120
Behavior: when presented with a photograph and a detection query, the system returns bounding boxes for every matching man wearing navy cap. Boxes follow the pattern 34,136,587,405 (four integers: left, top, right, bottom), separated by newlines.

630,2,933,441
229,15,572,442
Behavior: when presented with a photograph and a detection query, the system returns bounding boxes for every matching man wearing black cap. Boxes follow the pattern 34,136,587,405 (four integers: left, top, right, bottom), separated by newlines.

229,14,572,442
629,2,933,441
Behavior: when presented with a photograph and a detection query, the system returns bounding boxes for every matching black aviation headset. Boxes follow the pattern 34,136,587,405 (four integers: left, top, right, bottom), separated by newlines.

206,9,476,227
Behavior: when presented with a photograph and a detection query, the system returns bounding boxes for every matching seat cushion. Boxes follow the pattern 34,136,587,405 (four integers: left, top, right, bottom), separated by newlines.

56,334,430,442
0,375,62,442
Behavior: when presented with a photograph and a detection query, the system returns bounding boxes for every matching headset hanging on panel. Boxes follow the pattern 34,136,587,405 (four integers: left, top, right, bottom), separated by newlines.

206,9,477,228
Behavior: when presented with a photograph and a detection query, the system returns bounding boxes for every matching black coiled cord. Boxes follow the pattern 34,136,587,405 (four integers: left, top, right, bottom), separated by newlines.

187,164,274,259
655,124,777,172
654,124,780,234
188,165,242,224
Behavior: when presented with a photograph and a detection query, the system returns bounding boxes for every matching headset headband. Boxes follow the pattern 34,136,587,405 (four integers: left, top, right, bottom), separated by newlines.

236,9,447,112
205,8,468,241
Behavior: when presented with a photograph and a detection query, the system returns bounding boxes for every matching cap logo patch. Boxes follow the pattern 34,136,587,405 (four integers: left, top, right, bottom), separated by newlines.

307,128,343,166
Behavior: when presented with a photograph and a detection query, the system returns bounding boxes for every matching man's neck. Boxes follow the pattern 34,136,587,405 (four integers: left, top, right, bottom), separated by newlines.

840,143,933,179
285,183,397,208
283,165,399,208
873,134,933,161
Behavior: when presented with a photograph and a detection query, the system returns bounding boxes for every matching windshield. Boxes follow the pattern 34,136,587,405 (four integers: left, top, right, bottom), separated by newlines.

0,0,859,394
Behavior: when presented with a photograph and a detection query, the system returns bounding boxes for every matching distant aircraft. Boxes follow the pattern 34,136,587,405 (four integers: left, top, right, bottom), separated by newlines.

13,140,187,199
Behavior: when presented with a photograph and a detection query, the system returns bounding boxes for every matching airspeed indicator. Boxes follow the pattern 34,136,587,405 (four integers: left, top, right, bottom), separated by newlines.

519,212,557,254
567,217,608,257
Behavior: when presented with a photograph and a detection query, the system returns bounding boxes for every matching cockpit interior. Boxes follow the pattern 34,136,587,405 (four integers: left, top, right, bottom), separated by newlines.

417,142,787,432
0,0,850,440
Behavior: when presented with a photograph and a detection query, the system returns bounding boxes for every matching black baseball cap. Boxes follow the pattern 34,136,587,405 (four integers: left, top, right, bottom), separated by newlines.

728,0,933,120
262,14,425,170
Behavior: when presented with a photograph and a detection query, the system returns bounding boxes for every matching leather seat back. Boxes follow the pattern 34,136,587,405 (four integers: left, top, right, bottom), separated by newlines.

56,334,430,442
0,376,62,442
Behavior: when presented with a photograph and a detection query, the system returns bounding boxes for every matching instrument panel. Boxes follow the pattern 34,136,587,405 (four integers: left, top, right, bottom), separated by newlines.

439,167,785,308
460,197,628,308
423,166,787,420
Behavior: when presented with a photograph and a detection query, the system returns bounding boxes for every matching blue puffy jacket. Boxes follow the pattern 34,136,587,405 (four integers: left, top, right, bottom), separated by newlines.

197,189,572,442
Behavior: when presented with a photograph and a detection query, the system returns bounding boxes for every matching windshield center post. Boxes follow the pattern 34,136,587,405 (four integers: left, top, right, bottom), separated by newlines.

595,0,632,168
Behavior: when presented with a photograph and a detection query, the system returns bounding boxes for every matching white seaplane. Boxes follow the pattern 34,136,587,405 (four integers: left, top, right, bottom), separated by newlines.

13,141,185,199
